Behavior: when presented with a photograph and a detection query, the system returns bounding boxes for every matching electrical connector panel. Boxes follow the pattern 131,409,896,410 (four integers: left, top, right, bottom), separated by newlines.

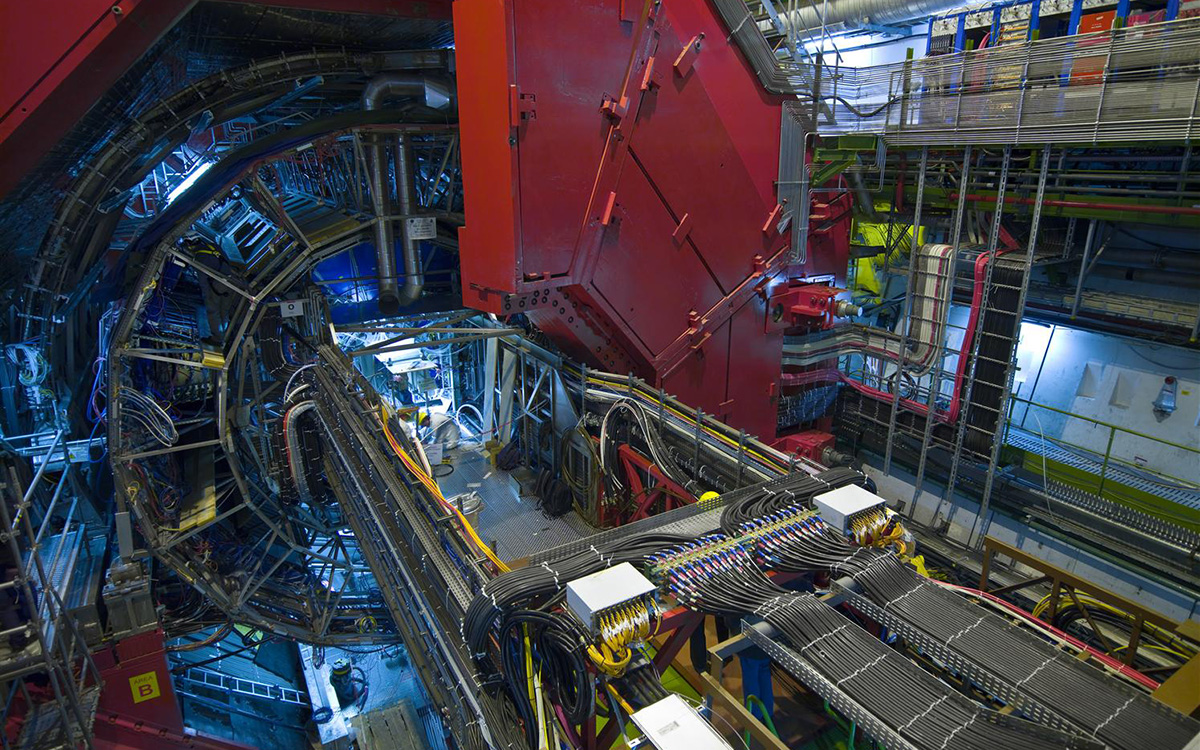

565,562,657,634
630,694,733,749
814,484,887,535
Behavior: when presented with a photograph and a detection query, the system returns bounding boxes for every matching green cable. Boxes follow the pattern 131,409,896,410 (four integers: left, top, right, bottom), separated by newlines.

743,694,781,747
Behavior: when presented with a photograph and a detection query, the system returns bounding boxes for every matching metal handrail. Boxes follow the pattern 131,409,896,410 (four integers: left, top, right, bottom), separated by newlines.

1007,396,1200,498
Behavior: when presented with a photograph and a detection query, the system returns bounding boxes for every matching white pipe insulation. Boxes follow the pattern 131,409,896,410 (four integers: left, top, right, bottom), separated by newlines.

782,243,956,374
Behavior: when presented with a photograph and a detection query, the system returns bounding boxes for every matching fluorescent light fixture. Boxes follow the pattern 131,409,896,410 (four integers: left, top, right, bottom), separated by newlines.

166,161,213,205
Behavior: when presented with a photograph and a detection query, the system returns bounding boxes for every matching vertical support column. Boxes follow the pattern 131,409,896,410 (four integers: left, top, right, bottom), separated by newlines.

883,147,928,475
934,145,1013,528
1069,219,1097,319
969,145,1053,549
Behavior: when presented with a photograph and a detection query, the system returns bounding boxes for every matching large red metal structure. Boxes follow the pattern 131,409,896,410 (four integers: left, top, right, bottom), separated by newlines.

454,0,850,439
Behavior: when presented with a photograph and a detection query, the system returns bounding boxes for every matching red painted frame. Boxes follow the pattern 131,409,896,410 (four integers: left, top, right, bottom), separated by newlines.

598,443,697,527
454,0,852,440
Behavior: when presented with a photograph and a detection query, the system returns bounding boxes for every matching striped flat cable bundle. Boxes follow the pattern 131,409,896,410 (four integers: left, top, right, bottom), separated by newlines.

849,554,1200,750
648,534,1095,749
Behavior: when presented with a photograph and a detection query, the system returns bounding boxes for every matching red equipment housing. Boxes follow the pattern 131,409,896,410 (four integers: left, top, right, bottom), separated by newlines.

454,0,851,439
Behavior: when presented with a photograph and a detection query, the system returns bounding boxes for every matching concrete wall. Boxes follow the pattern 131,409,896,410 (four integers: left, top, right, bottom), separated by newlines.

1007,321,1200,485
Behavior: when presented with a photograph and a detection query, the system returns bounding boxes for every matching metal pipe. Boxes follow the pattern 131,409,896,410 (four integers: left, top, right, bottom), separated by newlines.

764,0,960,39
360,74,453,315
949,192,1200,216
1070,220,1097,319
395,135,423,308
1089,247,1200,274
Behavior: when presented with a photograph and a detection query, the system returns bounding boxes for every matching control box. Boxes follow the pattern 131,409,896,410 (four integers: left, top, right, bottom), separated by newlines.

565,562,656,634
814,484,887,535
631,694,733,749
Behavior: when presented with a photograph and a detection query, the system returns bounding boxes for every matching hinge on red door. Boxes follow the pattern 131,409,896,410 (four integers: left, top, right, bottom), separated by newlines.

640,56,660,91
674,34,704,77
600,192,618,226
686,309,712,350
762,203,785,236
509,85,536,128
600,93,628,121
671,213,692,244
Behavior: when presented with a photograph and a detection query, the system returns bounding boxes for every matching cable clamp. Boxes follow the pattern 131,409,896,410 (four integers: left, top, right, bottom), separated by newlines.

754,595,786,618
835,652,888,687
944,615,987,646
898,695,948,732
937,711,979,749
540,561,560,588
1091,696,1136,739
1014,655,1056,688
882,582,924,613
842,548,886,580
832,547,867,573
801,622,850,652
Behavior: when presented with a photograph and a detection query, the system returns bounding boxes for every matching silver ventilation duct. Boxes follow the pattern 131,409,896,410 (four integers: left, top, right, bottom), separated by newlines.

761,0,960,41
361,74,454,315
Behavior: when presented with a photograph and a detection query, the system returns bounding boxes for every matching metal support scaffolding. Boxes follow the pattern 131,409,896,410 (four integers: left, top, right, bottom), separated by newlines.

883,146,928,475
934,145,1013,526
0,451,102,750
968,146,1053,548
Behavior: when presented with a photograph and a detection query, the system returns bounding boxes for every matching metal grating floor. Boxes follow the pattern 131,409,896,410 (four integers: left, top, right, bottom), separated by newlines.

352,700,425,750
437,447,597,562
1007,428,1200,509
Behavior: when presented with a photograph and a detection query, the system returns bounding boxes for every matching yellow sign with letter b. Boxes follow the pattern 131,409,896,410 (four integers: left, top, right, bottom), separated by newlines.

129,671,161,703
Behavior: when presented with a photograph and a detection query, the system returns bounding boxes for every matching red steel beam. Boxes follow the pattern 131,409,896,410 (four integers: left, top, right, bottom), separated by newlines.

0,0,196,200
0,0,453,201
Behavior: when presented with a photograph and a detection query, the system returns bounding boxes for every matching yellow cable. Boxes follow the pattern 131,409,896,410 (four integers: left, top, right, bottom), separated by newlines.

523,626,544,746
606,683,636,717
378,406,510,573
583,375,788,472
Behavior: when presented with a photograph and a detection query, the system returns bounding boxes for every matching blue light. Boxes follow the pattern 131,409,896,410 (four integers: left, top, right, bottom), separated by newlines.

166,161,213,205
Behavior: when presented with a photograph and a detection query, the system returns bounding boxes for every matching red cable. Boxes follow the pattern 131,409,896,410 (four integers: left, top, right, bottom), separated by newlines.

931,579,1161,690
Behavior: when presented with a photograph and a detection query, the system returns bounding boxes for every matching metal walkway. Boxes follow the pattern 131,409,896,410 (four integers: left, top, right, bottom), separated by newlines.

1007,427,1200,510
438,447,595,561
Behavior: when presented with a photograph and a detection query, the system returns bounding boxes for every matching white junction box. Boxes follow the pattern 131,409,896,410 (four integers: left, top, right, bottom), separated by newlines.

565,562,656,633
814,484,886,534
631,694,733,749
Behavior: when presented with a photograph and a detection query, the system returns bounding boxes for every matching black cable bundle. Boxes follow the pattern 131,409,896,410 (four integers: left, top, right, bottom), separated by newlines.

462,529,696,749
718,466,866,535
655,536,1086,749
598,398,695,499
617,657,669,710
533,470,573,518
763,596,1078,750
497,609,595,744
847,554,1200,750
963,255,1023,455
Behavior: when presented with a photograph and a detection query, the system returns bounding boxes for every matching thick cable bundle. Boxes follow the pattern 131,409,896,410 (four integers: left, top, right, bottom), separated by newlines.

462,530,694,749
496,609,595,742
654,538,1086,749
598,398,695,497
849,554,1200,750
763,596,1083,750
718,466,866,535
